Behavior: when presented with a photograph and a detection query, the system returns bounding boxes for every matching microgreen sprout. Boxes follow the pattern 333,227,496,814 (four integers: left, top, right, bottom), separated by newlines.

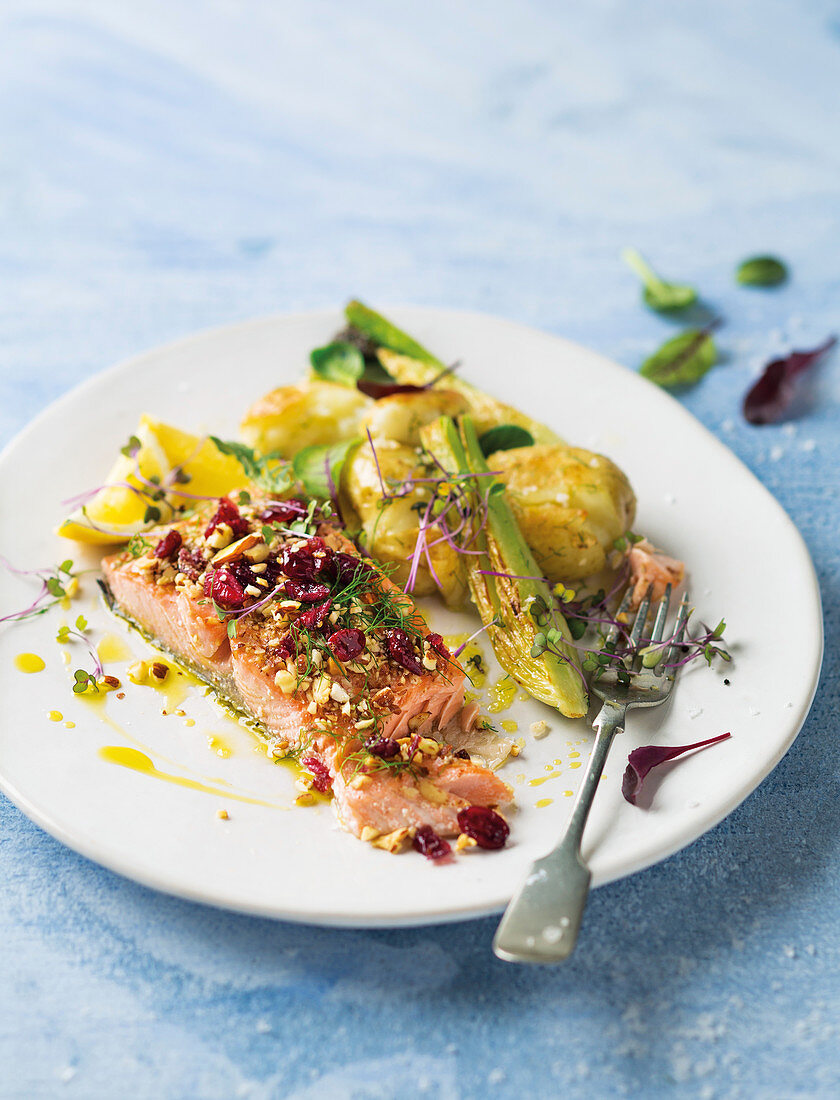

621,248,698,312
56,613,104,692
0,557,77,624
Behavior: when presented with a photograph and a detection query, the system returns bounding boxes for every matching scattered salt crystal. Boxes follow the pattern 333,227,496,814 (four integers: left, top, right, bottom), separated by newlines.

687,706,703,719
560,916,570,927
488,1068,506,1085
783,423,797,437
446,1043,458,1055
255,1019,271,1034
801,439,817,451
749,706,760,716
664,492,676,504
59,1067,76,1084
785,701,793,708
721,419,735,433
542,925,563,943
805,944,816,956
783,944,796,959
770,445,785,461
526,936,536,947
686,800,701,809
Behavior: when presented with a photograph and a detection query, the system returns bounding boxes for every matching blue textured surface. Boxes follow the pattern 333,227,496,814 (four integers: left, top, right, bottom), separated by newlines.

1,2,839,1097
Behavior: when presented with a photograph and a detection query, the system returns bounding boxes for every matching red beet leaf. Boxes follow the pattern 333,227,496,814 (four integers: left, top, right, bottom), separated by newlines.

622,732,731,805
743,336,836,425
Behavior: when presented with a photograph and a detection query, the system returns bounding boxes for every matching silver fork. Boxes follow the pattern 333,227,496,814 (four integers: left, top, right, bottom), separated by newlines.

493,585,689,964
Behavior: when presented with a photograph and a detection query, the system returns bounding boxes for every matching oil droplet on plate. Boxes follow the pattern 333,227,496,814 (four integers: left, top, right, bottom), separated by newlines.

15,653,45,673
535,798,553,808
487,677,517,714
98,746,278,808
97,633,132,663
207,735,232,759
569,761,582,769
64,721,76,729
500,719,518,733
48,710,63,722
564,790,573,797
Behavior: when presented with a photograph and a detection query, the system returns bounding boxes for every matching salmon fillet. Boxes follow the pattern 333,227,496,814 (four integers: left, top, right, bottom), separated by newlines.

102,493,512,848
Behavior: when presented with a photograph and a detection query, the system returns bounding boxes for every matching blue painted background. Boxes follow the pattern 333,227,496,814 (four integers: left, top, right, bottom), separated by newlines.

1,2,839,1096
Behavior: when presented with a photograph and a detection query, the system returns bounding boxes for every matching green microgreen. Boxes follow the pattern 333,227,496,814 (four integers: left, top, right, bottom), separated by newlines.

639,326,718,389
209,437,292,494
735,255,788,287
622,248,698,312
0,557,77,624
310,341,365,387
478,425,535,456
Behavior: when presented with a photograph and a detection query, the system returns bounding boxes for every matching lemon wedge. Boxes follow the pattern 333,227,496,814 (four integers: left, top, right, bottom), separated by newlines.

57,416,246,545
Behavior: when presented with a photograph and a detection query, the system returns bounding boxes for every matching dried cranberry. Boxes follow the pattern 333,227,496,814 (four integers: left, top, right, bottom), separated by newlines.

327,628,366,662
280,537,328,582
453,748,471,760
426,633,450,660
456,806,509,850
277,632,297,660
153,529,182,559
297,599,332,630
413,825,452,862
285,580,331,603
365,736,399,759
204,497,250,539
327,552,372,585
177,545,206,581
384,628,425,675
301,756,332,794
258,498,307,523
203,568,246,609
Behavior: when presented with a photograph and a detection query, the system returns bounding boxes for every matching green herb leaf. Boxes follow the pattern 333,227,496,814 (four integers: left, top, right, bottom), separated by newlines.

209,437,291,494
310,341,365,387
46,577,66,598
293,439,359,499
56,625,70,643
478,424,535,456
75,615,87,631
640,329,717,389
261,524,275,544
227,619,237,638
59,559,74,574
735,255,788,287
120,435,141,459
622,248,698,312
237,490,251,505
143,505,161,524
344,301,443,366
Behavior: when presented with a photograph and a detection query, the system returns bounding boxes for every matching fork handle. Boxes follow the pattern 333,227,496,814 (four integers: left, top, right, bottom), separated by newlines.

492,699,626,963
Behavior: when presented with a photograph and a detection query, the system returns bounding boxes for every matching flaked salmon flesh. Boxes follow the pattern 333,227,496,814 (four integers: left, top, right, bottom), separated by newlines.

102,493,512,846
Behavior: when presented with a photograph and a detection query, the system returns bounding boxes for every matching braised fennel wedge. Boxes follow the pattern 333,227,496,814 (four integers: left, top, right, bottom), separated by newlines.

420,415,588,720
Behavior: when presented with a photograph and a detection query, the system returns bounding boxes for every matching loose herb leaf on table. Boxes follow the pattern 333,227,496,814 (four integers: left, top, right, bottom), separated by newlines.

639,328,718,389
621,248,698,312
735,255,788,288
742,336,837,424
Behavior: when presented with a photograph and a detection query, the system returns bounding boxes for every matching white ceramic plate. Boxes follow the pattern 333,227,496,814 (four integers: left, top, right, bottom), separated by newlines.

0,308,823,927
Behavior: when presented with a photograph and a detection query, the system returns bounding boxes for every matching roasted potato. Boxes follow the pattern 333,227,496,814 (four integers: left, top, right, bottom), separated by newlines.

362,389,469,445
376,349,561,445
489,444,636,583
241,381,371,456
341,437,468,607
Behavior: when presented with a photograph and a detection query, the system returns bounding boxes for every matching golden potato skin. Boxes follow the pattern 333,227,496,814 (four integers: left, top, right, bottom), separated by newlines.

376,349,561,445
342,437,468,606
489,444,636,583
362,389,469,445
241,381,371,456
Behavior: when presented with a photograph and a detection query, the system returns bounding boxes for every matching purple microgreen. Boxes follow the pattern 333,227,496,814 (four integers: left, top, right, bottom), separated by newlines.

622,732,732,805
58,615,103,683
450,618,500,658
742,336,837,425
0,556,78,624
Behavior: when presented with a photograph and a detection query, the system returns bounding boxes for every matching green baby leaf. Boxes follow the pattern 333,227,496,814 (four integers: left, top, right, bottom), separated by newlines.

735,255,788,287
293,439,359,499
622,248,698,312
478,424,535,456
310,341,365,387
640,329,717,389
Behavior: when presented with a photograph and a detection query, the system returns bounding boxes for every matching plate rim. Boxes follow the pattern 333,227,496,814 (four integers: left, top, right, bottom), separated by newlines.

0,305,825,927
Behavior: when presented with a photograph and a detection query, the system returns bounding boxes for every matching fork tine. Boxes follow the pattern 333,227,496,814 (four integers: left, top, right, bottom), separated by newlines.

661,591,691,675
628,584,654,650
648,583,672,646
603,587,633,649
